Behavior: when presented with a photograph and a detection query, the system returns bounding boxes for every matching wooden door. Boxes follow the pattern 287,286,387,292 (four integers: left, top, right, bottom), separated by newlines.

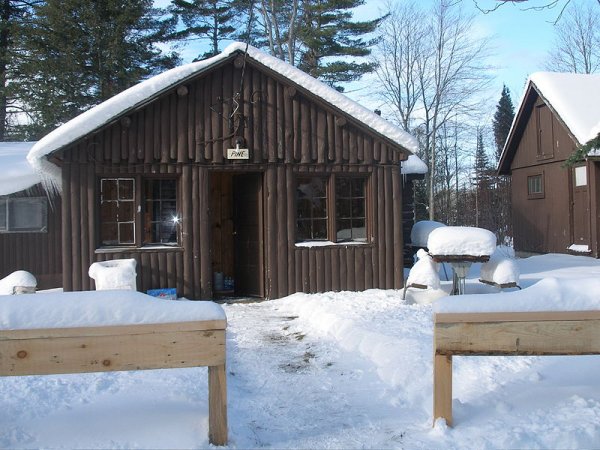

571,165,591,248
233,173,264,297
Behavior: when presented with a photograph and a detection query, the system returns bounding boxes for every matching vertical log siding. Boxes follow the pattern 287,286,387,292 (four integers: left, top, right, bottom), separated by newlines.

58,58,407,299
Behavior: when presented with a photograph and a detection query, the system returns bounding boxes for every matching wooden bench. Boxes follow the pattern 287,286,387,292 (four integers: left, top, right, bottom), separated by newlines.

433,310,600,426
0,319,228,445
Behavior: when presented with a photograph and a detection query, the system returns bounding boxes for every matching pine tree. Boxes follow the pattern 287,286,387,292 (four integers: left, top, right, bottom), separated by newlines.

296,0,384,90
170,0,240,60
473,128,494,230
0,1,41,140
16,0,179,138
492,85,515,162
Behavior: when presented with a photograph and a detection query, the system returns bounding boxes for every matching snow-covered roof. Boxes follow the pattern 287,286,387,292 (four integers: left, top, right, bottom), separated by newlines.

401,154,428,175
28,42,418,185
0,141,40,196
528,72,600,145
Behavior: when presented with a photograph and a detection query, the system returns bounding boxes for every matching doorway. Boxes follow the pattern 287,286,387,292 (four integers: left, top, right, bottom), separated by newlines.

209,172,264,298
570,164,590,248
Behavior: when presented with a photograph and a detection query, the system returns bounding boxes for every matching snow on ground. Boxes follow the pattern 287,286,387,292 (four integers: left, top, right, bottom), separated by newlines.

2,253,600,448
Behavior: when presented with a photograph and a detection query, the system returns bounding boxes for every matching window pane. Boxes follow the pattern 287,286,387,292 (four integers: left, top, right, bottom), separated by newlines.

119,222,135,244
575,166,587,187
101,201,118,222
144,179,178,244
101,223,118,246
296,176,328,241
335,177,367,242
101,179,118,201
8,198,47,231
0,198,6,231
119,179,135,200
119,201,135,222
528,175,543,195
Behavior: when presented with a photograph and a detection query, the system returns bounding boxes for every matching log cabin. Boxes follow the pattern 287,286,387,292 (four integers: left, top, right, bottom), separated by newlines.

498,72,600,258
28,43,420,299
0,142,62,289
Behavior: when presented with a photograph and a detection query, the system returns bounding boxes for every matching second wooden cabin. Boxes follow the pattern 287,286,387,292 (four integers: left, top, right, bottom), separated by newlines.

29,43,420,300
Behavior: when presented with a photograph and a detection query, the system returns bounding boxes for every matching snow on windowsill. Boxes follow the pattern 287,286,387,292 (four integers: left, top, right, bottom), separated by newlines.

95,245,183,253
295,240,370,248
567,244,591,253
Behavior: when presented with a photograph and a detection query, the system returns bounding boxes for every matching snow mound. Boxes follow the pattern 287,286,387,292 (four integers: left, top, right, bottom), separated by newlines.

89,259,137,291
480,249,520,285
434,277,600,313
0,290,225,330
406,249,440,289
0,271,37,295
410,220,446,247
427,226,496,256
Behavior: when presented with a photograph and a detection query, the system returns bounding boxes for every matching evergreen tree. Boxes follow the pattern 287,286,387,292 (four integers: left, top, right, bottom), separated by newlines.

491,85,515,243
492,85,515,161
296,0,383,90
473,127,494,230
0,1,41,140
170,0,240,60
17,0,179,138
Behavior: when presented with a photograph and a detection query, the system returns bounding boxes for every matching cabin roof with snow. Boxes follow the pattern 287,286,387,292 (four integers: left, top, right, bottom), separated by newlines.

28,42,418,182
0,142,40,195
499,71,600,174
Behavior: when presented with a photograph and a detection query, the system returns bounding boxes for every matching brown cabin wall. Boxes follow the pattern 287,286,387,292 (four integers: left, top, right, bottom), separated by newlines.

0,184,62,289
510,96,580,255
58,60,405,299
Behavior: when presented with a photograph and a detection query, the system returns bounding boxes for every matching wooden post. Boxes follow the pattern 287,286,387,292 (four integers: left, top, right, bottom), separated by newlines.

208,363,228,446
433,353,452,427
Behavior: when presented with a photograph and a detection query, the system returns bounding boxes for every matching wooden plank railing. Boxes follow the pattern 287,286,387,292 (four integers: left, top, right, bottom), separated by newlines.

0,319,228,446
433,310,600,426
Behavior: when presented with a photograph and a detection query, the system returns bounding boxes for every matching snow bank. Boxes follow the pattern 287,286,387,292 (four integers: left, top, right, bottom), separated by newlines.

410,220,446,247
434,277,600,313
406,249,440,289
28,42,418,188
0,142,40,195
0,271,37,295
427,226,496,256
0,290,225,330
89,259,137,291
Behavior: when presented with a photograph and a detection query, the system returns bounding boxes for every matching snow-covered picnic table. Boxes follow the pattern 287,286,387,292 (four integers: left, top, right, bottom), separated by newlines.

432,277,600,427
427,226,496,295
0,291,228,446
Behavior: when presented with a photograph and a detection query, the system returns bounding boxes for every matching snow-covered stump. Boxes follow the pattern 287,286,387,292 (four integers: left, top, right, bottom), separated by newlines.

88,258,137,291
433,310,600,427
0,271,37,295
0,291,228,446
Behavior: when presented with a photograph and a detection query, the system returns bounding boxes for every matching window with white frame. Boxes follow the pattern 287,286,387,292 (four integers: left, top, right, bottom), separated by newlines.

99,177,179,247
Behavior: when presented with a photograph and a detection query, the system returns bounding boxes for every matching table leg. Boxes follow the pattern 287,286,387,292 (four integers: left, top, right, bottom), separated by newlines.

208,363,228,445
433,353,453,426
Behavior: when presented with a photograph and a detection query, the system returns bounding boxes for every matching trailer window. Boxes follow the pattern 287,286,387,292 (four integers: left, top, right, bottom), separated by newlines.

0,197,47,233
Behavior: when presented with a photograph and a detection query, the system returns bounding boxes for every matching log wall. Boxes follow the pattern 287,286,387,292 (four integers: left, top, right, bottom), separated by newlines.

0,185,62,289
58,57,407,299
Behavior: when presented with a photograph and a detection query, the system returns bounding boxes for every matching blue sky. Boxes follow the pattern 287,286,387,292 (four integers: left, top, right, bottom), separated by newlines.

155,0,593,112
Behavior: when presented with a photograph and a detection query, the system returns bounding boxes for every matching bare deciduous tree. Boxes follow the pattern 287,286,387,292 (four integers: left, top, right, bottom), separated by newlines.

545,2,600,73
376,0,493,220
